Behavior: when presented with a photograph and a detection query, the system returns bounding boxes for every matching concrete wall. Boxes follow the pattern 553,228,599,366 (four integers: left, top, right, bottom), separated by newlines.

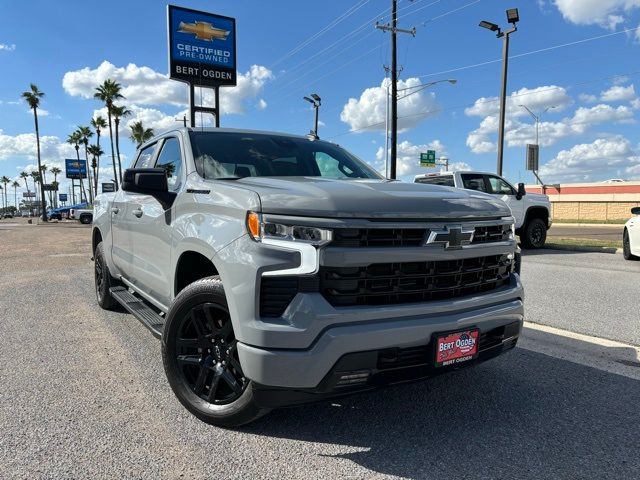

526,182,640,222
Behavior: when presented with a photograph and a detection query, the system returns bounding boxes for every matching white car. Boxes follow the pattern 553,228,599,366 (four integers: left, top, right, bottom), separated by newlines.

623,207,640,261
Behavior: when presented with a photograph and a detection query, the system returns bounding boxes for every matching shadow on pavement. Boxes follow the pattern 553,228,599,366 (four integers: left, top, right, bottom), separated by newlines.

243,330,640,479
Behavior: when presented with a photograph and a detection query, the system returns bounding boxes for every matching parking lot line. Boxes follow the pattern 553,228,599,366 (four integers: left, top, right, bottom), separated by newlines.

519,321,640,380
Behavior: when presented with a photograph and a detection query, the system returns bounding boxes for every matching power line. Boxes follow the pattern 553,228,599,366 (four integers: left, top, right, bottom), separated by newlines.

269,0,371,68
417,27,639,79
418,0,481,26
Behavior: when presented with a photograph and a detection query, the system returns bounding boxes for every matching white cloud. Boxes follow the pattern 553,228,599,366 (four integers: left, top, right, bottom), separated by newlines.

464,86,572,118
553,0,640,29
0,43,16,52
579,93,597,103
600,84,636,102
92,104,188,139
340,78,439,132
466,101,636,154
257,98,267,110
375,139,447,180
0,129,75,163
631,98,640,109
63,61,273,115
539,136,637,182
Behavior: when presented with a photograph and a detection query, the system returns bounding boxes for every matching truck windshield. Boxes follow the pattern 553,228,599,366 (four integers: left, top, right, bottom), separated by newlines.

189,131,382,180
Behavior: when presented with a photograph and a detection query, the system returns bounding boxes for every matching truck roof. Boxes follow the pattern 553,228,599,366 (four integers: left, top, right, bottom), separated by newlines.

414,170,500,179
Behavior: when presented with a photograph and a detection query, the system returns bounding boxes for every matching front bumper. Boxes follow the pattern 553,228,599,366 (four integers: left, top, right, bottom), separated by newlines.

237,292,523,390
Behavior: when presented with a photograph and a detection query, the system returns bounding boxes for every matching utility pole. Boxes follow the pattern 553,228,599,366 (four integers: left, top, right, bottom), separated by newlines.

376,0,415,180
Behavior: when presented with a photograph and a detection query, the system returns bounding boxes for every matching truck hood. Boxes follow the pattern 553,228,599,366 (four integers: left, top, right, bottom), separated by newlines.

232,177,511,219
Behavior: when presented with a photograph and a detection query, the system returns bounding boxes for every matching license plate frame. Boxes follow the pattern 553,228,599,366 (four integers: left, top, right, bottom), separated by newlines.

433,328,480,367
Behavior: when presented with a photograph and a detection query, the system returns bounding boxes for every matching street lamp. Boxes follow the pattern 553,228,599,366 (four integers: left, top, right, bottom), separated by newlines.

384,79,457,176
303,93,321,140
479,7,519,177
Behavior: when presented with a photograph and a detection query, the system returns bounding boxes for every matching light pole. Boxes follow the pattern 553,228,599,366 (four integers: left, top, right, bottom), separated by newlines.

384,79,456,176
479,8,519,177
303,93,321,140
519,104,557,147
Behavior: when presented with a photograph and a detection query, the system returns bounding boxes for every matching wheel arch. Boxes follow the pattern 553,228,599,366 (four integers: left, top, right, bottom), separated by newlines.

174,250,220,298
523,206,550,229
92,227,103,255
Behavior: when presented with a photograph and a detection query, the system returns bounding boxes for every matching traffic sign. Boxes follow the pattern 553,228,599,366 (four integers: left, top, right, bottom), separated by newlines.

59,193,68,202
420,150,436,167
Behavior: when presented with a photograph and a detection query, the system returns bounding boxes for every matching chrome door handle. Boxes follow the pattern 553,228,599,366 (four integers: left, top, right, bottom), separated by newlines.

132,209,143,218
111,207,119,214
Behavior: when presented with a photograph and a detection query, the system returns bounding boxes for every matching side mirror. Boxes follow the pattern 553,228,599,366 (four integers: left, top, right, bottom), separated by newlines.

516,182,526,200
632,207,640,215
122,168,175,209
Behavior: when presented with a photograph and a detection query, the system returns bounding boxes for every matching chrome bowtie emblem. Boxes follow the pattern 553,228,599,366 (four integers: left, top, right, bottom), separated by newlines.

425,225,475,249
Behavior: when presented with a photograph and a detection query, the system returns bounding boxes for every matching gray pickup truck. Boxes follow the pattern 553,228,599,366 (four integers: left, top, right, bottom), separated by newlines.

92,127,524,427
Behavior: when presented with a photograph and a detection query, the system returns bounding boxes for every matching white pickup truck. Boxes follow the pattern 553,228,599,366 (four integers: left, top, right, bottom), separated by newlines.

69,207,93,224
415,171,552,248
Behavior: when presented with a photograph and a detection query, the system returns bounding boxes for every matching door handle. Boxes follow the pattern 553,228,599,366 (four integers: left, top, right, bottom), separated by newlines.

132,209,143,218
111,207,119,214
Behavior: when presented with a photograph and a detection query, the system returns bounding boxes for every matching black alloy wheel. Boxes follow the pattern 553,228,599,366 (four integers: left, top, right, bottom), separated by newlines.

623,230,638,260
522,218,547,249
94,242,118,309
174,302,247,405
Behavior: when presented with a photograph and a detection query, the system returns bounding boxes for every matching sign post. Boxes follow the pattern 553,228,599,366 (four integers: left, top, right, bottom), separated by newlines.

167,5,237,128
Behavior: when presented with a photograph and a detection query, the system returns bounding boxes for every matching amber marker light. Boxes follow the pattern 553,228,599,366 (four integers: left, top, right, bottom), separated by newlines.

247,211,261,240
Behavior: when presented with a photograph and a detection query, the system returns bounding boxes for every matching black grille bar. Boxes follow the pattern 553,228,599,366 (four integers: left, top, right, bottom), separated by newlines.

319,254,512,307
331,225,511,248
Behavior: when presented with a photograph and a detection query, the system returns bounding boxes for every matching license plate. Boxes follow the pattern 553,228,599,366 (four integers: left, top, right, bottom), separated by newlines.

434,329,479,367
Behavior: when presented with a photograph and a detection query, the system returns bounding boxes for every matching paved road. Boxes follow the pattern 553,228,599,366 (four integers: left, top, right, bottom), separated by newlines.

547,224,624,242
1,223,639,479
521,249,640,345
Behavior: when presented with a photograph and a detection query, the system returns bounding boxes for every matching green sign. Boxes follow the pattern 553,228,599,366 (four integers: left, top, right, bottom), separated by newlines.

420,150,436,167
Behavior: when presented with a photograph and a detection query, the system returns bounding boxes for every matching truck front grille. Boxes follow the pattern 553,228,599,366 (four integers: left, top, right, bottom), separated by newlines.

331,225,511,247
319,254,511,307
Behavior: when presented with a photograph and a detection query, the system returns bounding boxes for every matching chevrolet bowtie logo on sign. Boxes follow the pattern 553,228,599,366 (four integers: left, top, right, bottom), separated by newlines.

178,21,230,42
425,226,475,249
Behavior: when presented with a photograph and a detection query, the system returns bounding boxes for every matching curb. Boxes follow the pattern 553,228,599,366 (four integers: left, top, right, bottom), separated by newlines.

543,243,622,254
552,223,625,228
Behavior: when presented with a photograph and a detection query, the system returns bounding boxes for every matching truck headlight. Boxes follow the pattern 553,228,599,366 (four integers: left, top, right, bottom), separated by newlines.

246,212,332,246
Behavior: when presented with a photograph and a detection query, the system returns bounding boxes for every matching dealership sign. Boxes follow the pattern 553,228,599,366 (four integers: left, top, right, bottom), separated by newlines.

65,159,87,179
167,5,237,87
102,183,116,193
59,193,68,202
22,191,36,198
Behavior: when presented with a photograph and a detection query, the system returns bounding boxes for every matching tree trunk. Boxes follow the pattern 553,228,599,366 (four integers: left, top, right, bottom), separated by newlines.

33,108,47,221
84,144,94,203
75,147,88,203
115,118,123,184
94,130,101,195
107,109,119,190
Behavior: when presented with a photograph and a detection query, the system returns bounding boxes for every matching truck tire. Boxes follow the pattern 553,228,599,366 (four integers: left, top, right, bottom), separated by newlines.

623,230,638,260
94,242,120,310
521,218,547,249
80,213,92,224
162,276,269,427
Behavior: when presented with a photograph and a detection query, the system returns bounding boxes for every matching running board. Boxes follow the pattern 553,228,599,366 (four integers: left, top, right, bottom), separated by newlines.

110,286,165,339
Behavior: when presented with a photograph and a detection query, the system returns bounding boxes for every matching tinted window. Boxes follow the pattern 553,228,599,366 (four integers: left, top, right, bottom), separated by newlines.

134,143,156,168
461,174,488,192
487,175,515,195
415,176,454,187
189,132,381,180
154,138,183,191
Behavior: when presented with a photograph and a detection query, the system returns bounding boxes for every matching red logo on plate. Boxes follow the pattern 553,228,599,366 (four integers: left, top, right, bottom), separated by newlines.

436,330,479,366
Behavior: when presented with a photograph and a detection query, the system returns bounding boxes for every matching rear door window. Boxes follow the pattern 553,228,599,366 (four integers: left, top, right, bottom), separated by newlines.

461,174,488,193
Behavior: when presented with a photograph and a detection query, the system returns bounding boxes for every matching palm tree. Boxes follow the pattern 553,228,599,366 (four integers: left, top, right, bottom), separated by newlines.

30,171,41,216
22,84,47,221
129,121,155,148
39,163,53,208
88,144,104,194
12,181,20,210
111,104,131,182
77,125,94,202
0,176,8,210
20,171,30,211
94,79,124,189
90,116,107,194
50,167,61,208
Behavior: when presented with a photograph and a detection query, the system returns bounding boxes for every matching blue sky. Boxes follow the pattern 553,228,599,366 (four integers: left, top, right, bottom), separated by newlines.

1,0,640,204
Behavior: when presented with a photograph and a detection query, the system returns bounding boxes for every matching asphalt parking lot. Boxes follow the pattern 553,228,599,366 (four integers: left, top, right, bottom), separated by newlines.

1,220,639,479
547,223,623,242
